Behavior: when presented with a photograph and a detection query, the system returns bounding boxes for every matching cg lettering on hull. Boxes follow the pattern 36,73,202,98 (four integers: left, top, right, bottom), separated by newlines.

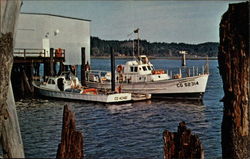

176,81,199,88
114,96,128,100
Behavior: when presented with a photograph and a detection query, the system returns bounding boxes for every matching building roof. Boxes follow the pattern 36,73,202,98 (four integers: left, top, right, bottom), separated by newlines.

21,12,91,22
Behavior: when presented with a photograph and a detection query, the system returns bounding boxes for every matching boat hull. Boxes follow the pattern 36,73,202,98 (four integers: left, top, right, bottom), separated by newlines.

34,84,131,103
152,92,204,100
86,74,209,99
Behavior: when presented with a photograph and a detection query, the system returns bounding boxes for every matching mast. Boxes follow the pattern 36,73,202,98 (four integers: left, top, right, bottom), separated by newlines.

128,28,140,59
134,28,140,57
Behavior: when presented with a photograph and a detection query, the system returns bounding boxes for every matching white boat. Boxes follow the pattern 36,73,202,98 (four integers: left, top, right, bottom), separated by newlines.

86,55,209,100
86,28,209,100
33,71,132,103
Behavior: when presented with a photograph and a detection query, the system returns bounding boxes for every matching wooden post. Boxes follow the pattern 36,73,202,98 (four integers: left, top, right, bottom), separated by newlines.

56,105,84,159
31,60,34,81
0,0,25,157
163,122,204,159
50,48,54,76
218,2,250,158
81,47,86,86
43,61,47,82
110,47,115,92
58,62,64,76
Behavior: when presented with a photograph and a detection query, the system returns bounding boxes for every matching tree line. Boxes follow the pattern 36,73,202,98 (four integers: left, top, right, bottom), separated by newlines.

91,36,219,57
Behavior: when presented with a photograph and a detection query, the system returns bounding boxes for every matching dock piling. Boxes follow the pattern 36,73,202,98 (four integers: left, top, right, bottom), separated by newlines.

111,47,115,92
49,48,54,76
81,47,86,86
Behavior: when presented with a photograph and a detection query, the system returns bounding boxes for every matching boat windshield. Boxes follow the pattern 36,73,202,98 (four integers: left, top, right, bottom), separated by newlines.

60,71,74,80
130,67,138,72
48,79,55,84
134,67,138,72
142,66,147,71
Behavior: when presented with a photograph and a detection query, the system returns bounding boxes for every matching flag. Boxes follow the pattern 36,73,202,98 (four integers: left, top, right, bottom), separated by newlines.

134,28,139,33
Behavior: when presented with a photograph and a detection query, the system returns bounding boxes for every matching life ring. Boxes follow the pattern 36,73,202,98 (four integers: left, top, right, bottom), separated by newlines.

173,74,182,79
152,69,165,74
116,65,123,73
55,48,63,57
81,88,97,95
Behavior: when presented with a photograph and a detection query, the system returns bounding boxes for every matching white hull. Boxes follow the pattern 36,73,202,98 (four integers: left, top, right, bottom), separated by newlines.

86,74,209,99
33,84,131,103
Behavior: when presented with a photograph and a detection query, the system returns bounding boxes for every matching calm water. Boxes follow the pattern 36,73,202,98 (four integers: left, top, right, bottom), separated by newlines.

16,59,224,158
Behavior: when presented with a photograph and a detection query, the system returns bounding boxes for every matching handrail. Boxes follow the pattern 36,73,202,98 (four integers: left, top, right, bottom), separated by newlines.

87,64,209,82
13,48,65,58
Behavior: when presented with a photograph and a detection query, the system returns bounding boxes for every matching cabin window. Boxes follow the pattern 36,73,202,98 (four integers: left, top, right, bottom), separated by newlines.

130,67,134,72
147,66,151,70
48,79,55,84
139,67,142,70
134,67,138,72
142,66,147,71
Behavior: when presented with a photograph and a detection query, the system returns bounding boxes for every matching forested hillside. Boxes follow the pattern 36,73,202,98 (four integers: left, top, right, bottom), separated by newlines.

91,36,219,57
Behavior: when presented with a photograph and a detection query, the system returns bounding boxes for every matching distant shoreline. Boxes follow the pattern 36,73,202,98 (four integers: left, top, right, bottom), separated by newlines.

91,56,218,60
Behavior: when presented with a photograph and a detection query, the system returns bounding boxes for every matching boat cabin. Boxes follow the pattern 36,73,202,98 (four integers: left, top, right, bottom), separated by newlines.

115,55,170,83
122,55,154,75
41,71,81,91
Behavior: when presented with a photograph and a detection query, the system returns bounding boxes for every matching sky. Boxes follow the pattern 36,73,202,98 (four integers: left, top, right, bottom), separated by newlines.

21,0,243,44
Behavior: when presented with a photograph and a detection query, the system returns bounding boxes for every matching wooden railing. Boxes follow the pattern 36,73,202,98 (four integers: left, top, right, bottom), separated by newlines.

14,48,46,58
14,48,65,58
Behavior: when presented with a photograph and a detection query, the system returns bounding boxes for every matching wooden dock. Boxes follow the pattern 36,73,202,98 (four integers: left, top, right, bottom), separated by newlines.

12,48,66,98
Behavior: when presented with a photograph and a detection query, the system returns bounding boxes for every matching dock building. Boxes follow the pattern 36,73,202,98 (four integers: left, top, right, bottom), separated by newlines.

15,13,91,65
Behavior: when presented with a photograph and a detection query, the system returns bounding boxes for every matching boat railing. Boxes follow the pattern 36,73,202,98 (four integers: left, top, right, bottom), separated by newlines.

165,63,209,79
86,63,209,82
86,70,111,82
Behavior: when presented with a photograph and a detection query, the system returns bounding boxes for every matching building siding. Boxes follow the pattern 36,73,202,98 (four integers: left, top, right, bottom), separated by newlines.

15,13,91,65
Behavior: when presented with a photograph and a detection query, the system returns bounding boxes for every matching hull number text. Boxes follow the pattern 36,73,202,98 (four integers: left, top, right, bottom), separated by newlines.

177,81,199,88
114,96,128,100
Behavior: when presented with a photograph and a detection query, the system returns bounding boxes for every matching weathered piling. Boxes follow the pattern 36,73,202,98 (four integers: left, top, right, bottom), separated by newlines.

110,47,115,91
163,122,204,159
56,105,84,159
218,2,249,158
50,48,54,76
0,0,25,157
